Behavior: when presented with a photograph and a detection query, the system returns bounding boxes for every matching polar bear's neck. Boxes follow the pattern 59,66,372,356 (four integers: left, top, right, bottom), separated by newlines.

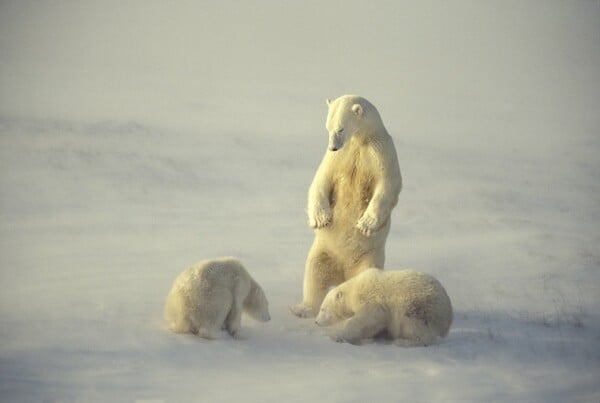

352,123,388,147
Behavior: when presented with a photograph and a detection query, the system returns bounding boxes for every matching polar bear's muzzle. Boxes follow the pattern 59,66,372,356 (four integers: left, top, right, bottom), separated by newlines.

328,132,345,152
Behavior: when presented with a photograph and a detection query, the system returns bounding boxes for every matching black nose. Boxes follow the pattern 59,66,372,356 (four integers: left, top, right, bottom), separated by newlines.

329,147,338,152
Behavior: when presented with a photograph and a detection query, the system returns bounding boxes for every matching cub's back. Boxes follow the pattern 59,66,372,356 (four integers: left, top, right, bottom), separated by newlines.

194,258,245,289
377,270,449,306
171,257,244,293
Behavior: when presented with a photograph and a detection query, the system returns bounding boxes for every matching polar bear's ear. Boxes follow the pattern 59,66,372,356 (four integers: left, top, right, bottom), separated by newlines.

335,291,343,300
326,98,332,107
352,103,363,117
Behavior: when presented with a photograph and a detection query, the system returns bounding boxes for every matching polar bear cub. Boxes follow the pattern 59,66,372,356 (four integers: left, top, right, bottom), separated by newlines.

164,257,270,339
316,268,452,345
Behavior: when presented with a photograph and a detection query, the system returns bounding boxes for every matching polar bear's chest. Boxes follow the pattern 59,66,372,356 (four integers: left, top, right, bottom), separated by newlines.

329,148,376,215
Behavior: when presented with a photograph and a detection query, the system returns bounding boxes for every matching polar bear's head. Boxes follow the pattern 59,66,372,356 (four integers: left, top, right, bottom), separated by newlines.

325,95,381,152
244,281,271,322
315,288,351,326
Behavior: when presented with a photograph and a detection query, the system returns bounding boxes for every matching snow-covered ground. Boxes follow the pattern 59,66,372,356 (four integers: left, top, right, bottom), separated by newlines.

1,1,599,402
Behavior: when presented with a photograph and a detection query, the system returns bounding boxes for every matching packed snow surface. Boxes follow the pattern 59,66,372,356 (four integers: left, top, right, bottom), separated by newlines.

0,1,598,402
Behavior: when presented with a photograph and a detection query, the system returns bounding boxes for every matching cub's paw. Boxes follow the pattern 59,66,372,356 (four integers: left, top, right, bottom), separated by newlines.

228,330,247,340
289,304,316,318
331,333,348,343
226,323,242,338
197,327,220,340
330,332,361,345
356,213,379,236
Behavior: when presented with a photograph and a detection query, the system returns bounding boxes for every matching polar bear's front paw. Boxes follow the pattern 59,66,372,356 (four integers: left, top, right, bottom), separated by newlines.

289,303,316,318
308,207,332,229
356,213,379,236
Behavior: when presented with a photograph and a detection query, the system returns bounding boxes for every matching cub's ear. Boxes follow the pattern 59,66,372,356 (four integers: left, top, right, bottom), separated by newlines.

326,98,332,106
335,291,343,300
352,103,363,117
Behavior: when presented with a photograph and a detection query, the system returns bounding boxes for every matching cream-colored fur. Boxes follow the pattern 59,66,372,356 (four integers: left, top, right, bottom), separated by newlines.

291,95,402,317
164,257,270,339
315,269,452,345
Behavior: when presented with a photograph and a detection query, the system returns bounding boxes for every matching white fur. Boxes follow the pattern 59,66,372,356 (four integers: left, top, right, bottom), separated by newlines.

291,95,402,317
315,269,453,345
164,257,270,339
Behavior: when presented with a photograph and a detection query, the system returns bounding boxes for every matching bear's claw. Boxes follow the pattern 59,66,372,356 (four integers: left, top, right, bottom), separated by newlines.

331,333,361,345
308,207,332,229
289,304,316,318
356,214,379,236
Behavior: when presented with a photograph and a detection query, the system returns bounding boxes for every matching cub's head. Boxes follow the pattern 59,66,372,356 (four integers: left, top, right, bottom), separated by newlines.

244,283,271,322
315,288,348,326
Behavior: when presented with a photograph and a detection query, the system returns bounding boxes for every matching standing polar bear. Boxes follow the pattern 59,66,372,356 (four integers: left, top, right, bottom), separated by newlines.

164,257,270,339
316,269,453,345
291,95,402,317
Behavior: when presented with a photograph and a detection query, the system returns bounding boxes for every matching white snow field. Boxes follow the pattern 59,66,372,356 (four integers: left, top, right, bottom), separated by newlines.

1,1,599,402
